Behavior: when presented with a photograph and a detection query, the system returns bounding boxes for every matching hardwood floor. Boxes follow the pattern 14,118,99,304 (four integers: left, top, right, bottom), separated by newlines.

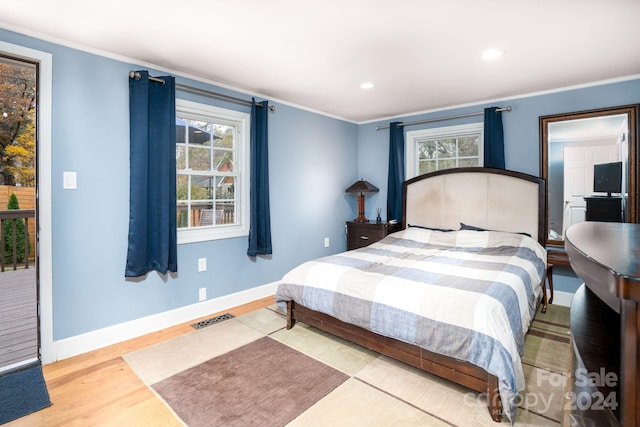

6,295,274,426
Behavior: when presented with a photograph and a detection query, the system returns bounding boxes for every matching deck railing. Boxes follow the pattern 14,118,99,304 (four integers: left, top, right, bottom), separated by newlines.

0,209,35,272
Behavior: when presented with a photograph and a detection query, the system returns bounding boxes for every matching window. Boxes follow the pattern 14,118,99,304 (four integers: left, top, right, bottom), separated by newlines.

405,122,484,179
176,99,250,243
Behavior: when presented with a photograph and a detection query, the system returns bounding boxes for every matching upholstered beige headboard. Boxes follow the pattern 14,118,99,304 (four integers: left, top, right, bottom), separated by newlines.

402,168,546,245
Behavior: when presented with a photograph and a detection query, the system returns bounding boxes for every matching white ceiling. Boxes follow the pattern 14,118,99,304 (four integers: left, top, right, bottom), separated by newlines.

1,0,639,123
548,114,628,143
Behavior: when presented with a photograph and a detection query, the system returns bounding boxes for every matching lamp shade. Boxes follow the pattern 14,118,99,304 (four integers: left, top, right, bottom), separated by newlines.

345,179,379,194
345,179,378,223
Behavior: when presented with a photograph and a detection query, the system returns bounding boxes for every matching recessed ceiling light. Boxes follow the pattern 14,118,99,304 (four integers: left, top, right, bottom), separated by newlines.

481,48,503,61
360,82,375,89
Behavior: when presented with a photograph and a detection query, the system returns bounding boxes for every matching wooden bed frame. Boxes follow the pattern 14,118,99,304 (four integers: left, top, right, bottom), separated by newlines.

285,167,547,422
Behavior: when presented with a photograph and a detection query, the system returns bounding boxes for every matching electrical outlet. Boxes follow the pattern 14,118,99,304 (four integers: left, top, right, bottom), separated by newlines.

324,237,330,248
198,287,207,301
198,257,207,272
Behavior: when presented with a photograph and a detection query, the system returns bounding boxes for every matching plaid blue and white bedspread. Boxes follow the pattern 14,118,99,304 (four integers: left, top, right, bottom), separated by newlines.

275,227,547,422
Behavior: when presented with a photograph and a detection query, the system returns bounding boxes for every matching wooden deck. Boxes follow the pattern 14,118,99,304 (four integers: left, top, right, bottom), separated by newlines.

0,267,38,371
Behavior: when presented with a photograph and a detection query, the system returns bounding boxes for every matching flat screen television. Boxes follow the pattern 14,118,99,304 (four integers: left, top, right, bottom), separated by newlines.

593,161,622,197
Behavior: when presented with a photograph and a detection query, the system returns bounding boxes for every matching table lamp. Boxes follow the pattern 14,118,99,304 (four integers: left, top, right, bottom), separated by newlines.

345,179,379,223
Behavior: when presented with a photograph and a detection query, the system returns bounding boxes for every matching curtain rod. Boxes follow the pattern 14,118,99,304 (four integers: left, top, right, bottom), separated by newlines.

128,71,275,111
375,106,511,131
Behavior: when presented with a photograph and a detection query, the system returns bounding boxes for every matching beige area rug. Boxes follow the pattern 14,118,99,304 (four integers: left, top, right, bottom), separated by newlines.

124,303,571,426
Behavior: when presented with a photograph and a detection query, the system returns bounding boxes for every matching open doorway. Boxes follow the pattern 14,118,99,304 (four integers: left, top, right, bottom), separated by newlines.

0,55,38,372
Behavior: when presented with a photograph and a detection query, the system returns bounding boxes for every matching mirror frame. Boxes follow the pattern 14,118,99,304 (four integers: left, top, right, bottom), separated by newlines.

540,104,639,249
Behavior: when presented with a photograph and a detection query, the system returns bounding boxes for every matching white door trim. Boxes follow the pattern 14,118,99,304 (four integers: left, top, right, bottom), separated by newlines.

0,41,53,364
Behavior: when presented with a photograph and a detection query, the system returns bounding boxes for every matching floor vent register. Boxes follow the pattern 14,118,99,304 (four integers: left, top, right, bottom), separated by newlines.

191,313,235,329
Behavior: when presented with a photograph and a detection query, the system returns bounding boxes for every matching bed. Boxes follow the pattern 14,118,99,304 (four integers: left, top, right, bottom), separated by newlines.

275,167,547,423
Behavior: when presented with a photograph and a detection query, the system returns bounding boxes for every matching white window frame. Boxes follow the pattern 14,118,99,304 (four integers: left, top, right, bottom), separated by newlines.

405,122,484,180
176,99,250,244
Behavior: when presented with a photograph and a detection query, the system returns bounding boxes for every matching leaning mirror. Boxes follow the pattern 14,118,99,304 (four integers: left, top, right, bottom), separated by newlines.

540,104,639,248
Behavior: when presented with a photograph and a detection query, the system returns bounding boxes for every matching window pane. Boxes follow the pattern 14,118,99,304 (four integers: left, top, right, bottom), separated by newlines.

176,175,188,201
176,124,188,145
418,141,437,160
438,139,456,158
191,175,214,200
439,159,457,170
188,146,211,171
215,176,235,199
459,158,480,167
176,119,211,145
215,201,235,224
176,146,187,169
213,149,234,172
419,160,437,174
177,201,188,228
194,203,215,227
213,125,234,149
459,136,479,157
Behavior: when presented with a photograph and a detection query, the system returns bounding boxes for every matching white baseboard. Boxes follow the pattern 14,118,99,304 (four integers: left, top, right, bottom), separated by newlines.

51,283,575,363
52,282,279,363
550,290,574,307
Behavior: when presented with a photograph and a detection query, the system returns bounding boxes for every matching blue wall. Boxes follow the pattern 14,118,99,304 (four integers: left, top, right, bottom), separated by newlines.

358,78,640,293
2,26,639,340
0,28,357,340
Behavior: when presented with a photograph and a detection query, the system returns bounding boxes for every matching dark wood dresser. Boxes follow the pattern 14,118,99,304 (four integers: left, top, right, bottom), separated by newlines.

584,196,624,222
346,221,397,250
565,222,640,426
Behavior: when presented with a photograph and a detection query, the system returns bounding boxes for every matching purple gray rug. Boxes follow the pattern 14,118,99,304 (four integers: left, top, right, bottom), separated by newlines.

151,336,348,427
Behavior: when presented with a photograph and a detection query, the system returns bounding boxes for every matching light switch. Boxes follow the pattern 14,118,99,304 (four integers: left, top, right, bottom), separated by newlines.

63,171,77,189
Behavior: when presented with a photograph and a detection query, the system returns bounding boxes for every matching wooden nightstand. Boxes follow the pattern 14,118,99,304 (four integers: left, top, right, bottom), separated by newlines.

346,221,398,250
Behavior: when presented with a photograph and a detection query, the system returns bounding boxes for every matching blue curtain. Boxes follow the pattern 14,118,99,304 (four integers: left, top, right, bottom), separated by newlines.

386,122,405,222
247,99,272,257
125,71,177,277
483,107,505,169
